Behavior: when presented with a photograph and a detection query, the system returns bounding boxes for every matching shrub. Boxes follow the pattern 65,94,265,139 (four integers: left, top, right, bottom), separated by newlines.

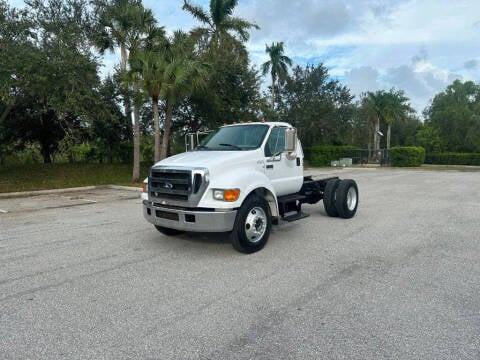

425,153,480,166
389,146,425,167
142,142,154,164
306,145,360,167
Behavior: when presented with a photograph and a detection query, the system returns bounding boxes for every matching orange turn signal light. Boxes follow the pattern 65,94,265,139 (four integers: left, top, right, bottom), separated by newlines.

223,189,240,202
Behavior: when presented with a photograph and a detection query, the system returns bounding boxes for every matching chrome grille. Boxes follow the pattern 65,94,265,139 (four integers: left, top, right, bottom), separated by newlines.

149,169,191,201
148,166,209,206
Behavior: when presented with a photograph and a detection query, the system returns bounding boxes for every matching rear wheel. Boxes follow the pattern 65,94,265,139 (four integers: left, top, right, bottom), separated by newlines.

230,195,272,254
323,179,340,217
335,179,359,219
155,225,184,236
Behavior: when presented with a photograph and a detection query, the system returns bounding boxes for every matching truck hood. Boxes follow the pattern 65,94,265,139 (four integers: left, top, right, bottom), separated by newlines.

152,150,261,172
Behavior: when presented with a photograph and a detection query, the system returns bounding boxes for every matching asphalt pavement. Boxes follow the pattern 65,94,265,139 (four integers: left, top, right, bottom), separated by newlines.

0,168,479,359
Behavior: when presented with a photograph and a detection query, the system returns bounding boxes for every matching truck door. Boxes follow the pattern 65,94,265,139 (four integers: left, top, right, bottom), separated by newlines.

264,126,303,196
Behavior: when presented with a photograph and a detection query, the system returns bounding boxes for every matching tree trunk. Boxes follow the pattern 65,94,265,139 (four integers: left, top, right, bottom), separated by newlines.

0,102,15,123
121,44,132,137
160,98,173,160
387,124,391,150
373,116,379,153
41,147,52,164
132,80,141,183
367,127,372,161
153,98,161,163
271,76,276,109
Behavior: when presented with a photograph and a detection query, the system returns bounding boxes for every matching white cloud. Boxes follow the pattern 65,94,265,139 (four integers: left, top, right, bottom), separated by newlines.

8,0,480,114
235,0,480,113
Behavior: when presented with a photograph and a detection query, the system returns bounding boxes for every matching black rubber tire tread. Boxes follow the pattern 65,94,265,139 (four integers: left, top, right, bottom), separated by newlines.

335,179,359,219
323,179,340,217
155,225,184,236
230,195,272,254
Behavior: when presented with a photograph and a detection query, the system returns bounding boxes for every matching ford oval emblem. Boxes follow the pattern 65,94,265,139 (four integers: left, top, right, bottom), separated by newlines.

163,182,173,189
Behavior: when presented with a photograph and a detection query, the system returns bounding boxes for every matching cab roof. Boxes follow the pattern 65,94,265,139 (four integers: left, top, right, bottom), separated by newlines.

221,121,292,128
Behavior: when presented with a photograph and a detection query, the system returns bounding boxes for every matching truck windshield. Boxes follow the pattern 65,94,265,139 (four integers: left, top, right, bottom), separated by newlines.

197,124,269,151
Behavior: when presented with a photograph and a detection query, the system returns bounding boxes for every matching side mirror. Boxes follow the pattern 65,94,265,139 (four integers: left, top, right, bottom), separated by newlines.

285,128,297,152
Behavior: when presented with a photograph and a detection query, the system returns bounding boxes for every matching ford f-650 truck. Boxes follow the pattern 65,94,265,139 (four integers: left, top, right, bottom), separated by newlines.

142,121,358,253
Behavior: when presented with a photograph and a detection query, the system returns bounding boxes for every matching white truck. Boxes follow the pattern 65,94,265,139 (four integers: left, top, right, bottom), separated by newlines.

142,121,358,253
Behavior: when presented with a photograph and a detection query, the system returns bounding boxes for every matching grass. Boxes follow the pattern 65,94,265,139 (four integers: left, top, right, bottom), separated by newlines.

0,163,151,193
3,161,479,194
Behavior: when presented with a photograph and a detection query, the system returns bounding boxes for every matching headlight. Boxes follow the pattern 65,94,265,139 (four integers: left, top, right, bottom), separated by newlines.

142,180,148,193
212,188,240,202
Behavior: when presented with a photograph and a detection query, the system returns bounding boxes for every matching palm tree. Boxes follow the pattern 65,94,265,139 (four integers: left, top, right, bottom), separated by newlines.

364,89,413,152
95,0,156,181
262,41,292,109
358,93,377,157
134,50,163,162
157,31,209,159
382,89,413,149
182,0,258,54
367,91,383,154
133,29,166,163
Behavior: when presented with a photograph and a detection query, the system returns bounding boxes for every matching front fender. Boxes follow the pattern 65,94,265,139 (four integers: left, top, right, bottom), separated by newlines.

198,169,278,215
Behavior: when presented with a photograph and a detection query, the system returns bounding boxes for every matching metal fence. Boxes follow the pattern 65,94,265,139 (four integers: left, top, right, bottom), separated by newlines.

330,149,389,166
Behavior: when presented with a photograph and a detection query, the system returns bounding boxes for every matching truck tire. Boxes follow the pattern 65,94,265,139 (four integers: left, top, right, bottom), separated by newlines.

230,195,272,254
335,179,359,219
155,225,184,236
323,179,340,217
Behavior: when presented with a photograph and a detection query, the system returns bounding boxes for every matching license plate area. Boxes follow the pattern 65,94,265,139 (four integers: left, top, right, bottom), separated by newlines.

155,210,179,221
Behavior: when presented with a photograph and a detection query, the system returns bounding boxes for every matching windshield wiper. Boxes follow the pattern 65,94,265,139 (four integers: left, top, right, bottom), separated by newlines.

218,143,242,150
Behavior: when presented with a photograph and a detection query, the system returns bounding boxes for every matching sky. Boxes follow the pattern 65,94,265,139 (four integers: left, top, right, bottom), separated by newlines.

10,0,480,115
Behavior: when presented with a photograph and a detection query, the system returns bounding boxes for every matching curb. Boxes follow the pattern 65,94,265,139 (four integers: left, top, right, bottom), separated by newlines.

0,185,142,199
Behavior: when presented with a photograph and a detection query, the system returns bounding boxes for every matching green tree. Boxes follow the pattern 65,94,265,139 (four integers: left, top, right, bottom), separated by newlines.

181,0,261,136
361,89,414,154
425,80,480,152
94,0,156,181
415,125,443,153
156,31,208,159
1,0,102,163
0,1,35,124
277,64,354,148
90,76,129,163
261,42,292,109
182,0,258,54
353,95,377,153
134,36,167,162
381,89,414,149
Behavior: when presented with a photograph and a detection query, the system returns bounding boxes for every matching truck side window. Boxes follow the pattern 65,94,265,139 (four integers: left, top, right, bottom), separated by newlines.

265,127,286,157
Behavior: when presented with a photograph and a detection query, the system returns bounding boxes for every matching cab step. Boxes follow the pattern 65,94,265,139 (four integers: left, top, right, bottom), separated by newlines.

282,212,310,222
277,194,306,217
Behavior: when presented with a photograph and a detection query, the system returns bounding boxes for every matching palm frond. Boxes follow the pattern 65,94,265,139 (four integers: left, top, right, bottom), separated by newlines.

261,60,271,76
182,0,212,27
222,17,259,41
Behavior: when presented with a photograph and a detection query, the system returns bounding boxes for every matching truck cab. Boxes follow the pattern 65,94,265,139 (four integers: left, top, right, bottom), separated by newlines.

143,122,358,253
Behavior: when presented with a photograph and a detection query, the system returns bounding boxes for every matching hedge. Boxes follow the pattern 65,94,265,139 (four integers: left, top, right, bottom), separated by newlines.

389,146,425,167
425,153,480,166
306,145,360,167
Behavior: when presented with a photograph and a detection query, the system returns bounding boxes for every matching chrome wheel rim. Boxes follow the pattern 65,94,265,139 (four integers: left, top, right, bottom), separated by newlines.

245,207,267,243
346,186,358,211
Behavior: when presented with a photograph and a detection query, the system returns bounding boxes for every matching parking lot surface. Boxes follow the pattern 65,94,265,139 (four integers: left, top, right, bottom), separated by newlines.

1,169,479,359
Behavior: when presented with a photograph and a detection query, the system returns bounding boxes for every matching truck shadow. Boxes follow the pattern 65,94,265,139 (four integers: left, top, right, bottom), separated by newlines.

179,232,230,244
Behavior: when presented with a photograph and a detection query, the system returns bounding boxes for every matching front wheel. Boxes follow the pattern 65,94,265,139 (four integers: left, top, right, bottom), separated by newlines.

335,179,359,219
230,195,272,254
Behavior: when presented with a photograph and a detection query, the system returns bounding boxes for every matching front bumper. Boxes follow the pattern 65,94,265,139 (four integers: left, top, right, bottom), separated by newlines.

143,200,237,232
